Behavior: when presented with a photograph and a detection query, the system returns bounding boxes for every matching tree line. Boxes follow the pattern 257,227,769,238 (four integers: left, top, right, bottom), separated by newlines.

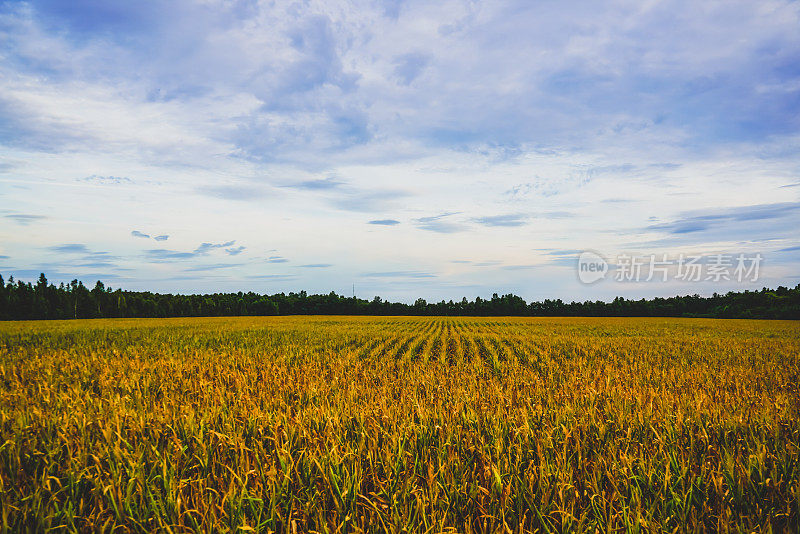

1,273,798,320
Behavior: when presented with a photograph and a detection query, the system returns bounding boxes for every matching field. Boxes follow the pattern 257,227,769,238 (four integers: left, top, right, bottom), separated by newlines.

0,316,798,533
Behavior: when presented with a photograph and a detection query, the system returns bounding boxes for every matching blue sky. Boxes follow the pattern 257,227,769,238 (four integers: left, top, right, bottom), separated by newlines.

1,0,799,302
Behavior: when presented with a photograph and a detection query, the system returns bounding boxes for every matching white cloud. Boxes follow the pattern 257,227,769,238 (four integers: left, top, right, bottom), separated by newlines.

0,0,798,299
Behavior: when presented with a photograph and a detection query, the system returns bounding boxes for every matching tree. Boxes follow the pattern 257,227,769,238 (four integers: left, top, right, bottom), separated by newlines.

92,281,105,318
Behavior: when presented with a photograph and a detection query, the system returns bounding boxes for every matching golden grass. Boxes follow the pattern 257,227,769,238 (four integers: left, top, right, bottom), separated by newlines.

0,316,798,532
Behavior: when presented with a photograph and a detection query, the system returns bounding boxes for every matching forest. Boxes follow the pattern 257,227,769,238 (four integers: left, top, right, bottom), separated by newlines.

0,273,798,320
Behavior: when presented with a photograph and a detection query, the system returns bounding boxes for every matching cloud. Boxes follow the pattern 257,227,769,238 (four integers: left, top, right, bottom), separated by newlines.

629,202,800,252
185,263,242,272
267,256,289,263
225,246,246,255
601,198,636,204
202,179,406,214
504,183,533,200
415,212,467,233
473,214,528,227
132,231,169,241
45,246,119,275
502,265,538,271
362,271,436,278
49,243,91,254
3,0,800,164
544,249,584,256
368,219,400,225
22,245,121,275
393,52,430,85
503,179,583,200
80,175,132,185
75,260,117,269
278,176,411,213
328,187,412,213
145,249,196,261
648,202,800,235
452,260,502,267
245,274,298,281
538,211,573,219
199,185,270,201
283,177,344,190
297,263,332,268
194,241,236,255
5,214,46,225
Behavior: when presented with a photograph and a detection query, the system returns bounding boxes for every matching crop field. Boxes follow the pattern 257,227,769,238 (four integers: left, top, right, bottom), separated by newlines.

0,316,798,533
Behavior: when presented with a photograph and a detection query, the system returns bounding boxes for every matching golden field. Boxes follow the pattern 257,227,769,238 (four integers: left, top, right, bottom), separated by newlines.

0,316,798,533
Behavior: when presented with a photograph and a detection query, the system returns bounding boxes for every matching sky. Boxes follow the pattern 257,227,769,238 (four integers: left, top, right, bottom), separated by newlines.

0,0,799,302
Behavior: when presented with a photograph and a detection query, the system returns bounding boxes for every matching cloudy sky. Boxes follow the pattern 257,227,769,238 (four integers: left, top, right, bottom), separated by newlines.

1,0,799,302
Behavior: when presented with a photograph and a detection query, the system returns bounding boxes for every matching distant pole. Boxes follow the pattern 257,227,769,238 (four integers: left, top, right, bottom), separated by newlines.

352,283,355,298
